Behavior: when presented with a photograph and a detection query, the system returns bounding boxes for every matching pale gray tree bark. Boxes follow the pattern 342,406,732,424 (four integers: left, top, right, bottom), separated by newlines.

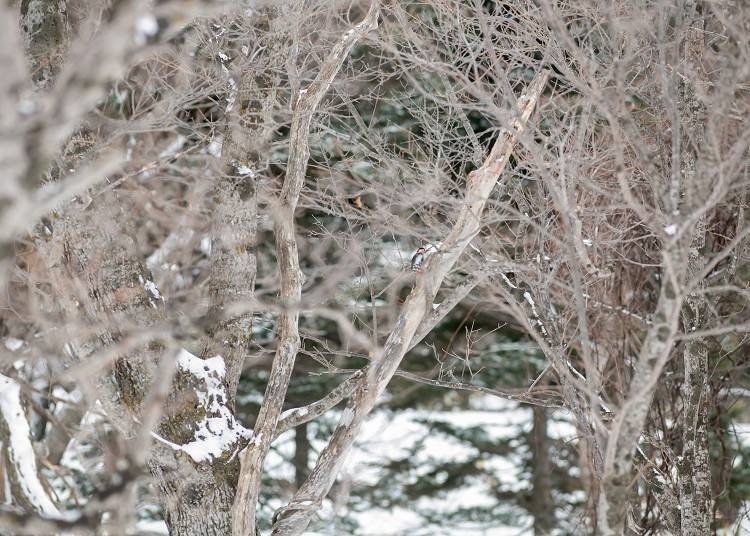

598,2,722,532
677,7,712,534
231,5,379,534
5,1,749,533
270,72,549,536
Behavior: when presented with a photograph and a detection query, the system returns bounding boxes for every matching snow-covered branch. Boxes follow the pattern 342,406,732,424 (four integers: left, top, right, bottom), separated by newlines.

0,374,60,517
151,349,252,463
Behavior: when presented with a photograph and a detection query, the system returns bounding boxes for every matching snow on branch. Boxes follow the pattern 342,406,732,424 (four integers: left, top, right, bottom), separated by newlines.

0,374,60,517
151,349,252,463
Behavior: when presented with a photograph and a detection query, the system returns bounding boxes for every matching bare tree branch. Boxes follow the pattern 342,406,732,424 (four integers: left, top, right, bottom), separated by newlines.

271,70,549,536
274,370,364,439
231,5,379,535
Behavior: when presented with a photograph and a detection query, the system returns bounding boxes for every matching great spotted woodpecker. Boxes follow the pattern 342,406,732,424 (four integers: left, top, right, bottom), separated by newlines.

410,243,440,273
410,247,426,272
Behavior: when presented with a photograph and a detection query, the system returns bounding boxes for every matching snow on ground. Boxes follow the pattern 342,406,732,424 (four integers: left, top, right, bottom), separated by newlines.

258,409,750,535
252,394,553,534
132,519,169,535
725,502,750,535
351,506,527,536
299,395,574,534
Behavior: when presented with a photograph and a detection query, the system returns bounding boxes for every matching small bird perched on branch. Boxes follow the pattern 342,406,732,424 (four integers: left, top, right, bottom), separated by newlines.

410,247,427,272
410,243,440,273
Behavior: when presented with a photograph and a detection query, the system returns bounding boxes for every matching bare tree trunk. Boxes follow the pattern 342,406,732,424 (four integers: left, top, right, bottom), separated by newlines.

677,6,712,533
151,461,238,536
596,1,725,530
0,0,65,272
150,183,258,535
20,0,68,90
598,244,688,534
231,6,379,534
294,422,310,490
34,191,249,536
678,338,711,534
530,406,553,535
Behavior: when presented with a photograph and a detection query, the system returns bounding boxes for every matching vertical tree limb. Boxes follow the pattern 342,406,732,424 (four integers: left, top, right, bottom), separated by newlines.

598,244,688,534
531,406,554,534
231,5,379,535
598,5,715,532
679,329,711,535
271,71,549,536
678,7,712,534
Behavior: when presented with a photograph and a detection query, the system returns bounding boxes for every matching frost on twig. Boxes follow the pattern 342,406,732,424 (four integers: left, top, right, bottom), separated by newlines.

152,349,252,463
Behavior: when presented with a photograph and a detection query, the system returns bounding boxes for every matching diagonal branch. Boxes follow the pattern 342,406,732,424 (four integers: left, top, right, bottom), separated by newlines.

271,71,549,536
0,374,61,517
274,370,364,439
231,5,379,536
408,272,484,352
272,271,484,441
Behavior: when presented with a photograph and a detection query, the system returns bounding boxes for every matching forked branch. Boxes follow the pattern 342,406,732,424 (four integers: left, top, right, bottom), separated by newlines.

231,4,379,535
271,71,549,536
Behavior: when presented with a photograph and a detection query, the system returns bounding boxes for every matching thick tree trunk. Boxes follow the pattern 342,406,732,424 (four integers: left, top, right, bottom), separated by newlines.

150,458,238,536
20,0,68,90
34,190,250,534
6,1,271,532
0,0,66,272
147,7,294,530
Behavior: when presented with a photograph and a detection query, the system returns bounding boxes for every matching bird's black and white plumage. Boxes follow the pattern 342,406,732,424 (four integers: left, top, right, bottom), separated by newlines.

410,247,426,272
410,243,441,273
